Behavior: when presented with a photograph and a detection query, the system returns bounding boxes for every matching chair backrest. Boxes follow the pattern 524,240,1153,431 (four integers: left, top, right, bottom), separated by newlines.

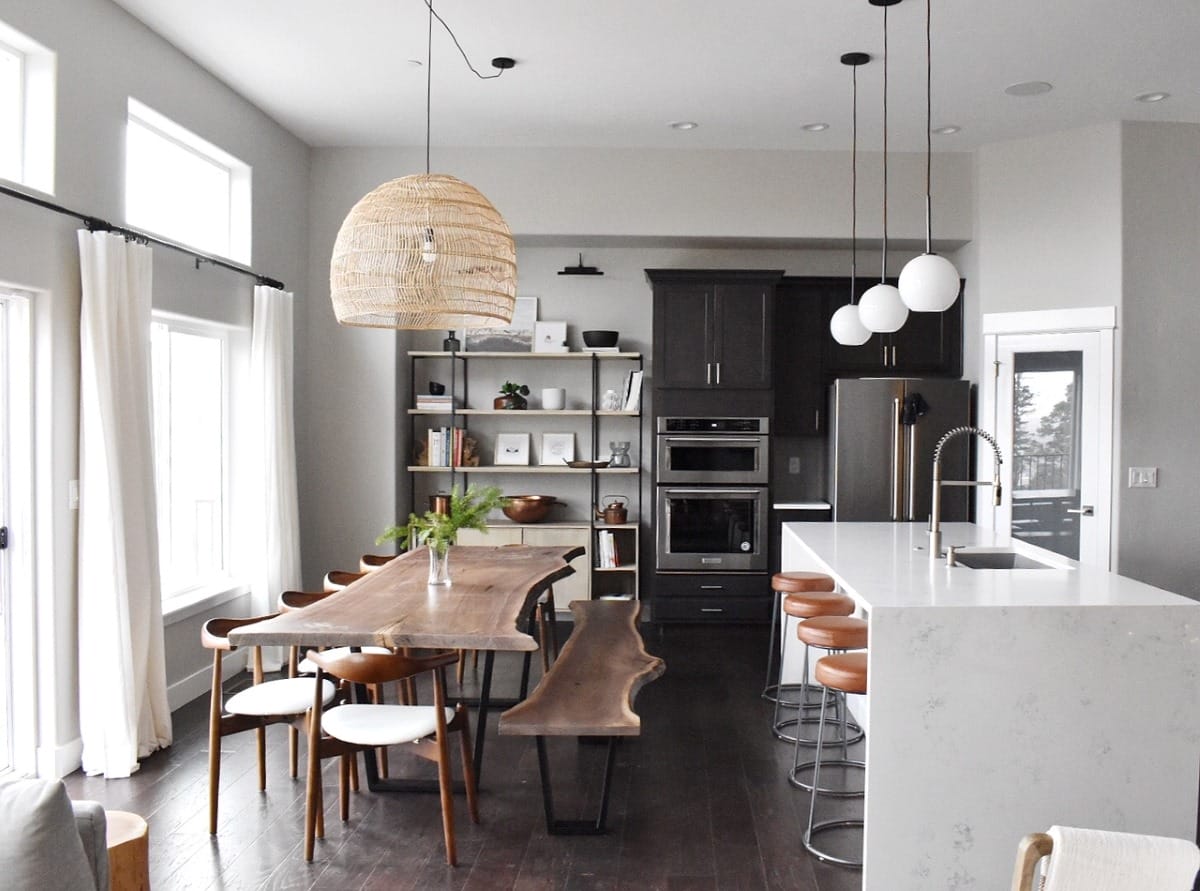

278,590,331,612
201,614,278,652
359,554,396,572
323,570,366,592
1012,827,1200,891
303,648,458,686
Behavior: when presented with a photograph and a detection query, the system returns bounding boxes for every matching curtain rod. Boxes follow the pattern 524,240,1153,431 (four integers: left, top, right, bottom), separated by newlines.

0,182,286,291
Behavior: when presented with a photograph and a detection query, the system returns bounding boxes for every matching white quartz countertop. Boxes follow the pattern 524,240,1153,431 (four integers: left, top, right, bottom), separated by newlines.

782,521,1197,609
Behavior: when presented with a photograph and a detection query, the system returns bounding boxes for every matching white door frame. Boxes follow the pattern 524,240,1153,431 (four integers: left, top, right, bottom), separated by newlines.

980,307,1116,569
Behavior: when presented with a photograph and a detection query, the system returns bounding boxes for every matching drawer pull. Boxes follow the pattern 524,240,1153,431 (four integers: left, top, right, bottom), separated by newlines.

700,607,724,613
699,585,724,590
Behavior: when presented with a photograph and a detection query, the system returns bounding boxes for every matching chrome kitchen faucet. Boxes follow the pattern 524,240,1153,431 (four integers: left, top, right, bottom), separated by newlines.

929,426,1003,560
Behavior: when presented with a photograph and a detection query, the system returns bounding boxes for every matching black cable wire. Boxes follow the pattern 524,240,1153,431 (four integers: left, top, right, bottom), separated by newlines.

881,3,889,282
420,0,507,80
924,0,933,253
851,62,858,305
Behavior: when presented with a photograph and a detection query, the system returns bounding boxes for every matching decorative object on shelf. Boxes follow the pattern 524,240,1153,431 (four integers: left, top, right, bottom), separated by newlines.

596,495,629,525
534,321,569,353
413,431,478,466
558,253,604,276
540,432,576,465
328,5,515,330
376,484,507,585
428,380,446,395
494,380,530,410
541,387,566,410
466,296,537,352
428,492,451,515
442,330,461,352
582,329,619,349
858,0,910,335
830,51,874,347
494,432,530,465
566,459,611,469
601,388,622,411
608,441,632,467
620,369,643,411
501,494,562,523
898,0,961,313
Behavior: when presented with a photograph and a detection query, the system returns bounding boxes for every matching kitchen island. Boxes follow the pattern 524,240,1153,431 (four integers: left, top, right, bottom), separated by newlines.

781,521,1200,890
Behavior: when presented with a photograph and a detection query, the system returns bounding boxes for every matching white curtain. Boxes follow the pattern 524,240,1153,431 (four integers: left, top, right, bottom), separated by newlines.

77,231,172,778
249,285,301,668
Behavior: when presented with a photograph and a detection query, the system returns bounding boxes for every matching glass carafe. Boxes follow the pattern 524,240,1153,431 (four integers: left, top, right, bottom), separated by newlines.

608,441,632,467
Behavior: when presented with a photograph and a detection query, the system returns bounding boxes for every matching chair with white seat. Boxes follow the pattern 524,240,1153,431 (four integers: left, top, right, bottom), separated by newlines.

1012,826,1200,891
302,648,479,865
201,614,337,835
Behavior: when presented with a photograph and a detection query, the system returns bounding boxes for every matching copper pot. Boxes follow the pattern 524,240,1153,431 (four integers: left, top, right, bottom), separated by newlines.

502,495,561,523
595,495,629,525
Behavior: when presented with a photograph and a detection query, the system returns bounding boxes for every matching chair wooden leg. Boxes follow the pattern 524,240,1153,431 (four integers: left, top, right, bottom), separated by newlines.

207,654,223,835
456,649,466,686
256,727,267,790
288,727,298,779
304,722,321,861
339,756,350,822
457,705,480,824
435,728,457,866
349,753,359,792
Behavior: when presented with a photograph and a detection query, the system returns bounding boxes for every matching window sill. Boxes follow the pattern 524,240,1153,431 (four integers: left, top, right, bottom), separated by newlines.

163,579,251,625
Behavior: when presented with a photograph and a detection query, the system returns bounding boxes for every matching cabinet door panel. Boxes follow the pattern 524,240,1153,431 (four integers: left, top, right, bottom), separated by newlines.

714,282,773,389
774,278,830,435
654,283,712,388
522,527,591,605
457,527,523,546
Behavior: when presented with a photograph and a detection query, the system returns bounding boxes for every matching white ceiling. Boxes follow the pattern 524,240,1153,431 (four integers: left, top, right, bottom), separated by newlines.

110,0,1200,153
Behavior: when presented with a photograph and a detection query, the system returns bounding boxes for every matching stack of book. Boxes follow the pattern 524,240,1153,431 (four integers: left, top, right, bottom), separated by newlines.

416,393,455,411
618,370,643,412
426,427,466,467
596,530,621,568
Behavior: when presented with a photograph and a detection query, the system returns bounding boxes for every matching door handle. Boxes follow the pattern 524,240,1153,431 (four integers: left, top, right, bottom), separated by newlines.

706,362,712,385
1066,505,1095,516
715,362,721,385
699,608,725,613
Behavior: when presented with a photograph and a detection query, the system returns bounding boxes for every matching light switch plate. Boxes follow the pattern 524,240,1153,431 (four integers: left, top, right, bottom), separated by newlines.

1128,467,1158,488
788,456,801,474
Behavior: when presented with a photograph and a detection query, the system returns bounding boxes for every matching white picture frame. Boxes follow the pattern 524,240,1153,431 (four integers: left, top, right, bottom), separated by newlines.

533,320,569,353
539,432,575,466
465,297,538,352
494,432,530,465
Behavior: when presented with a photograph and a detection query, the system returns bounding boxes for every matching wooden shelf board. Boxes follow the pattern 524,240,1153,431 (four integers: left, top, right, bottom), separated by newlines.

408,465,640,474
594,566,638,573
409,351,641,360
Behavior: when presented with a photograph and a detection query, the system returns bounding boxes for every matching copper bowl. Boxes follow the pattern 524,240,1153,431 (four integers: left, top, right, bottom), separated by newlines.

502,495,561,523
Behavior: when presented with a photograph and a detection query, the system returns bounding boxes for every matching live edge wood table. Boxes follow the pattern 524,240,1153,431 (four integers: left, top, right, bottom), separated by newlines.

227,544,584,791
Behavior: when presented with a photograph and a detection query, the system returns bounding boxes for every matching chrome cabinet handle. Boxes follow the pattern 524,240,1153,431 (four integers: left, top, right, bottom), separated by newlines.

1066,505,1095,516
715,362,722,385
699,585,724,590
700,608,724,613
891,345,897,366
706,362,712,385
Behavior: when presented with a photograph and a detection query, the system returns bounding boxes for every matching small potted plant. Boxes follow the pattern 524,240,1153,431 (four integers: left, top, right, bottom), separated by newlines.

377,484,507,586
494,381,530,410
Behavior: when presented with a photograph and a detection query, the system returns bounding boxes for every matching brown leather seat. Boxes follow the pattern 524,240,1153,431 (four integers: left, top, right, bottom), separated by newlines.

783,591,855,619
814,651,868,695
772,571,836,594
797,615,868,650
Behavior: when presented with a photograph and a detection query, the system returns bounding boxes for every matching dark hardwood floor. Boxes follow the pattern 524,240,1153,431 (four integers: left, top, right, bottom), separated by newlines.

63,623,864,890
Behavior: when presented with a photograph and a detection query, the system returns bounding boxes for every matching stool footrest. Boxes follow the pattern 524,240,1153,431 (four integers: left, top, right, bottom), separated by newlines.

803,819,864,868
788,758,865,796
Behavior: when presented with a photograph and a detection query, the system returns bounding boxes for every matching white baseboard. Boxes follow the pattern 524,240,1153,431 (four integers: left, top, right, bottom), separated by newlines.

168,649,247,712
37,736,83,779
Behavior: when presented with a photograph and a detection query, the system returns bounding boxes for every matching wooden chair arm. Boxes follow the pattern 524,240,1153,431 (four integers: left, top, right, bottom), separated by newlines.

304,648,459,684
1011,832,1053,891
201,614,279,651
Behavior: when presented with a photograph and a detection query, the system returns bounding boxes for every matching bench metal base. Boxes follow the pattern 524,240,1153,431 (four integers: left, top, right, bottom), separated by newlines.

535,735,618,835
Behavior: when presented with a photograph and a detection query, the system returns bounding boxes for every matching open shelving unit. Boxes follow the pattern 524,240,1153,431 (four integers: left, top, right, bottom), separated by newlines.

407,350,644,607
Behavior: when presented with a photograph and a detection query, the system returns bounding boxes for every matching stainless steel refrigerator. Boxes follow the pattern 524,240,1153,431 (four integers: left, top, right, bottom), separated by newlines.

827,378,972,523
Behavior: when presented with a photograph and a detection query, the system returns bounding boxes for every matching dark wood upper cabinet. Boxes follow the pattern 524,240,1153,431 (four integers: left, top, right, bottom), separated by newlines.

648,269,782,390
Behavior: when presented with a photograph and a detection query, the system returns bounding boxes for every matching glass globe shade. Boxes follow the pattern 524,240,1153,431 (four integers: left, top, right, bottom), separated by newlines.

858,283,908,333
899,253,960,312
830,303,872,346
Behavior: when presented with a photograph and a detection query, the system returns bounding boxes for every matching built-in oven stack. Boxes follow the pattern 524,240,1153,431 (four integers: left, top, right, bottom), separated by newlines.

653,417,771,623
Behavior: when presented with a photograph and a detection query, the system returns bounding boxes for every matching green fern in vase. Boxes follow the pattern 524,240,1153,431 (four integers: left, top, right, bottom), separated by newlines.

377,484,508,553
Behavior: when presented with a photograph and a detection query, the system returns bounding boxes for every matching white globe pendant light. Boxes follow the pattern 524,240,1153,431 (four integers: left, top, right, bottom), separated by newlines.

861,0,908,334
899,0,960,313
830,51,873,347
859,281,908,332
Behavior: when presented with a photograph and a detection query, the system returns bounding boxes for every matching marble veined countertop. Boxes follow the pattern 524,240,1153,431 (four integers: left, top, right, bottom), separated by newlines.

781,521,1195,609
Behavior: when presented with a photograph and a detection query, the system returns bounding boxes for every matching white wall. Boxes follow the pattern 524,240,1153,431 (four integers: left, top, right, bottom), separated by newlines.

0,0,310,774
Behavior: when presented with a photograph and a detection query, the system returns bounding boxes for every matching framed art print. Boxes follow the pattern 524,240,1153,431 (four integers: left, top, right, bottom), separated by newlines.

539,432,575,465
494,432,530,465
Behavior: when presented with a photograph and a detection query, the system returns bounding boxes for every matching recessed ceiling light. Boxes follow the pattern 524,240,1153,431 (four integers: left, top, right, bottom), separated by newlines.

802,122,830,132
668,121,699,131
1005,81,1054,97
1135,91,1170,103
932,125,961,135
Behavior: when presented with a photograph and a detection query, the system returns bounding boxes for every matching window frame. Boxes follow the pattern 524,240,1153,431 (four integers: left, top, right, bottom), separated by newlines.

0,20,56,195
126,98,252,265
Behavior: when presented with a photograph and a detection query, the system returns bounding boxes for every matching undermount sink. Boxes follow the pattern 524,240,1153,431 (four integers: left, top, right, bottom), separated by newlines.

952,550,1054,570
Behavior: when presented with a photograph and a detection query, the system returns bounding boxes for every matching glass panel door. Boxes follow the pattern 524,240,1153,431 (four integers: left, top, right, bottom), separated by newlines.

0,298,11,773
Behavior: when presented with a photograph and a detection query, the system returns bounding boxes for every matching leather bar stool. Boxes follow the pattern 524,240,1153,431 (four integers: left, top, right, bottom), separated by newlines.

763,572,836,704
789,616,867,792
771,589,855,743
804,651,868,869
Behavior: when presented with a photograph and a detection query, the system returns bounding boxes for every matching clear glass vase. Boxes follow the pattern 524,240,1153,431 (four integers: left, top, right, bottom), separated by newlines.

427,541,452,586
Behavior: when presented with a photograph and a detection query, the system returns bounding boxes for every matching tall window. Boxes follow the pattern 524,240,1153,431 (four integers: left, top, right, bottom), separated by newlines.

0,20,55,193
151,317,230,599
126,99,251,264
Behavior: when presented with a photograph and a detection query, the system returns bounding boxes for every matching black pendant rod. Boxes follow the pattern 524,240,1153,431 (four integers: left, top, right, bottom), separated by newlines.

0,181,285,290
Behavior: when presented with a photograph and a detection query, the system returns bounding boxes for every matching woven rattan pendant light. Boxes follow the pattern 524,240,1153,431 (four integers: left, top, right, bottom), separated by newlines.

329,2,516,329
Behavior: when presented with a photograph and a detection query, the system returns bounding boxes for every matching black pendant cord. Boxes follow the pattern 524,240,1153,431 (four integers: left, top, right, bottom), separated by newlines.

851,63,859,305
924,0,933,254
0,182,284,290
880,3,890,283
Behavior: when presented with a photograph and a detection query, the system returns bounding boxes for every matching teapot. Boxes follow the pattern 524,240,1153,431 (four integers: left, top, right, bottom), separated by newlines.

595,495,629,525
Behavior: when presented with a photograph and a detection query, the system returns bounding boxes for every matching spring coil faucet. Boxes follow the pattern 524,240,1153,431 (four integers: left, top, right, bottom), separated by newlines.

929,426,1003,560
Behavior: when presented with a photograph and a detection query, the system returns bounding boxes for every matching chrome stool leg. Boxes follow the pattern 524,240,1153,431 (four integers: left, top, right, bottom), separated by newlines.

803,659,865,870
789,647,866,792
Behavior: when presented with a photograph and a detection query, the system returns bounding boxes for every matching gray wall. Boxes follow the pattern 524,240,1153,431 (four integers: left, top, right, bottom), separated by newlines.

1117,121,1200,600
0,0,310,773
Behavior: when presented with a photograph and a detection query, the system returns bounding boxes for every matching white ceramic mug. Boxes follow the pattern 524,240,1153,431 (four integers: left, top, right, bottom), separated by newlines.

542,387,566,410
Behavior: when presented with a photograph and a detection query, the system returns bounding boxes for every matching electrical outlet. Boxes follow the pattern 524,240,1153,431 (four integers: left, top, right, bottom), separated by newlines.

1127,467,1158,488
788,456,801,474
68,479,80,510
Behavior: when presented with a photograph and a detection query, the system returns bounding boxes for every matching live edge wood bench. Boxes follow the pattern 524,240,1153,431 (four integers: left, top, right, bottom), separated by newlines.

499,599,665,835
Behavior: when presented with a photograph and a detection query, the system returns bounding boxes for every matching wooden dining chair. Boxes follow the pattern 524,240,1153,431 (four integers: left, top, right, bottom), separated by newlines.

323,569,366,592
200,614,337,834
359,553,396,573
302,648,480,865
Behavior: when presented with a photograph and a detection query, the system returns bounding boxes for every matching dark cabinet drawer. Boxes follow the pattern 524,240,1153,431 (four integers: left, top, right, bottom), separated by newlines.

652,595,771,623
654,573,768,599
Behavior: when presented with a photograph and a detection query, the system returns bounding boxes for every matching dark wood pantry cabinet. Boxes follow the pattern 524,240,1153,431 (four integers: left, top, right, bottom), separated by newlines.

647,269,782,390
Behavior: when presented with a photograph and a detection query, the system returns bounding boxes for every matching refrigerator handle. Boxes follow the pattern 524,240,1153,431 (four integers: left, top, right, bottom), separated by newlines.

891,397,903,520
907,424,918,521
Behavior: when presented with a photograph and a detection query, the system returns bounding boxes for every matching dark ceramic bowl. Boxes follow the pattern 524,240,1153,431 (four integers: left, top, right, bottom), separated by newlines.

582,330,619,348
